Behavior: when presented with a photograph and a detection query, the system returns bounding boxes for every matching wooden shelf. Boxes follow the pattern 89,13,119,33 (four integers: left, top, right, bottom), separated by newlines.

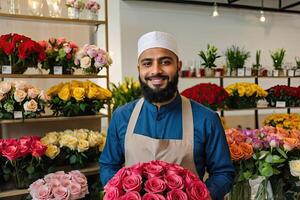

0,164,99,198
180,76,300,79
219,106,300,112
0,113,108,124
0,74,107,79
0,12,104,26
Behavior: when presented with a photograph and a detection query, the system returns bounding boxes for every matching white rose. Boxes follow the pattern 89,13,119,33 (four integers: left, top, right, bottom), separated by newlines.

39,90,51,101
23,99,38,112
289,160,300,177
80,57,91,69
0,82,12,94
28,87,40,99
13,81,31,90
14,89,27,102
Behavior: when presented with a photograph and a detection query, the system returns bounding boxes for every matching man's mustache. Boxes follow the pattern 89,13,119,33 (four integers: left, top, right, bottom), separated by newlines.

145,74,169,81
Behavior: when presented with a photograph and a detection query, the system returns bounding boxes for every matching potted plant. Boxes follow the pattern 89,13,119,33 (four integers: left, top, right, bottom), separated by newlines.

270,48,285,76
252,50,262,76
198,44,221,77
225,45,250,76
295,57,300,76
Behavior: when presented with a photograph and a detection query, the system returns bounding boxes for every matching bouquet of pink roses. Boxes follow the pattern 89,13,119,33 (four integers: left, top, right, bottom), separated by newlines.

85,0,101,13
29,170,89,200
104,160,210,200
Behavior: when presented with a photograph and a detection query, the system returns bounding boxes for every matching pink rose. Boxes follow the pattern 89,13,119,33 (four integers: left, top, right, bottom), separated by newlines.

184,170,200,186
144,177,166,193
122,174,142,192
121,191,141,200
44,173,55,182
165,164,185,176
104,187,122,200
14,89,27,102
2,143,20,161
152,160,168,168
27,87,40,99
18,136,32,157
47,178,61,188
142,193,166,200
29,179,46,192
52,186,70,200
69,181,82,200
61,178,72,188
130,163,144,175
166,189,188,200
143,163,163,179
105,174,122,190
116,167,132,179
69,170,88,189
164,174,184,190
186,181,210,200
31,140,47,157
31,185,53,200
38,90,51,102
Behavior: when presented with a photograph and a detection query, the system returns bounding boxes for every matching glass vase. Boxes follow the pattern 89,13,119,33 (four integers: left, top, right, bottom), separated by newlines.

68,7,80,19
46,0,61,17
28,0,43,16
8,0,20,14
87,10,98,20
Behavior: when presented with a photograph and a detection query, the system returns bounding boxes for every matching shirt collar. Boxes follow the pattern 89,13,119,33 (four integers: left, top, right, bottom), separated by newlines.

143,93,181,113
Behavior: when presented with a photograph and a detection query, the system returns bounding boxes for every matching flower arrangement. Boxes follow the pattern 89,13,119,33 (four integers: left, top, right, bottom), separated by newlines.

225,45,250,76
225,82,267,109
41,129,106,168
0,33,46,74
47,80,112,117
181,83,229,111
85,0,100,13
0,136,47,188
39,37,79,74
198,44,221,69
263,113,300,130
110,77,141,112
104,160,210,200
266,85,300,107
75,44,112,74
65,0,85,9
0,81,50,119
270,48,285,70
29,170,89,200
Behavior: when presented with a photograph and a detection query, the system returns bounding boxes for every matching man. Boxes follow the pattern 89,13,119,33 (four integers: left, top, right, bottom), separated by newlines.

100,31,235,200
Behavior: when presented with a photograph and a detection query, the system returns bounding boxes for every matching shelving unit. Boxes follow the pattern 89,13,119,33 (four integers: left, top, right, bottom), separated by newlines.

0,74,107,79
180,75,300,129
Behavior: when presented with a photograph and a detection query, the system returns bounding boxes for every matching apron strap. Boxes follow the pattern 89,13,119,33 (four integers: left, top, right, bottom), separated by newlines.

126,98,144,136
181,95,194,141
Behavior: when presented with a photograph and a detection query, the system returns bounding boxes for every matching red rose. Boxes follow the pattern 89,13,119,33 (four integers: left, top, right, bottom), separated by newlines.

186,180,210,200
31,140,47,157
144,177,166,193
105,174,122,190
144,162,164,179
0,34,12,42
122,174,142,192
166,189,188,200
66,53,72,60
12,33,30,46
0,139,4,155
184,170,200,186
164,174,184,190
104,187,122,200
130,163,144,175
2,41,14,55
121,191,141,200
2,140,20,161
142,193,166,200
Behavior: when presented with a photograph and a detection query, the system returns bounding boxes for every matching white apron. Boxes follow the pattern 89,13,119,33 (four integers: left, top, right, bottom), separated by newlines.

124,96,198,175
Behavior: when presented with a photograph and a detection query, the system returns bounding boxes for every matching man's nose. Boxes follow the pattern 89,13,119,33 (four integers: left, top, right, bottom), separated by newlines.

151,62,163,74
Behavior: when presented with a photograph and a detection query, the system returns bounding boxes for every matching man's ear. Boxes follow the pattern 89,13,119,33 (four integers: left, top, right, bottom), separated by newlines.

178,60,182,71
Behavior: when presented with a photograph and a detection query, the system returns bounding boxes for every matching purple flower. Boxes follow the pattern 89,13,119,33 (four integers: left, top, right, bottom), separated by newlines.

87,48,98,58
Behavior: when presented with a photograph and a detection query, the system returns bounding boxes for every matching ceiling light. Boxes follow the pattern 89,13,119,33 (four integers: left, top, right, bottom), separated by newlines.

212,2,219,17
259,10,266,22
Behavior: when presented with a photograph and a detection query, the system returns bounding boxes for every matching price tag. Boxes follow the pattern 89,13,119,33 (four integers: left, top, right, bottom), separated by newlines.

273,70,279,77
295,69,300,76
2,65,12,74
245,68,252,76
237,68,245,76
54,66,63,75
276,101,286,108
13,111,23,119
288,70,294,77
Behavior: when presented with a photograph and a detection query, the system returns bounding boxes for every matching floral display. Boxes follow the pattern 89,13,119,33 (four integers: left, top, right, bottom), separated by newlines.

0,81,50,119
225,82,268,109
0,33,46,74
110,77,141,112
181,83,229,111
65,0,85,10
47,80,112,116
85,0,101,13
266,85,300,107
0,136,47,188
75,44,112,74
28,170,89,200
263,113,300,130
104,160,210,200
39,37,79,74
41,129,106,168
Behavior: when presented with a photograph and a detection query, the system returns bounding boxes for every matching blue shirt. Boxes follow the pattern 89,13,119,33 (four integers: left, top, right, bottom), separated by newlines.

99,94,235,200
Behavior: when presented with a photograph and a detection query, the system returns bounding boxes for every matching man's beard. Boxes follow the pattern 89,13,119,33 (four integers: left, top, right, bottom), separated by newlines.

139,72,179,103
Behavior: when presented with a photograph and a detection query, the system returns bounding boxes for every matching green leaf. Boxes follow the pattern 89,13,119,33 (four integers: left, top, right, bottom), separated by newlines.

243,171,252,180
258,151,269,160
276,148,288,159
260,164,273,177
265,155,273,163
26,165,35,174
69,155,77,164
79,103,87,112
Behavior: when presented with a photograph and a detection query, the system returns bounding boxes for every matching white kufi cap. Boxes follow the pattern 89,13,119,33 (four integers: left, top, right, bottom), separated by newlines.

138,31,178,58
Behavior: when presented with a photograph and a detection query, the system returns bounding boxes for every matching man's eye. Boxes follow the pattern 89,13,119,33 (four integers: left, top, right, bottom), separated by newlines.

161,60,171,65
142,62,151,67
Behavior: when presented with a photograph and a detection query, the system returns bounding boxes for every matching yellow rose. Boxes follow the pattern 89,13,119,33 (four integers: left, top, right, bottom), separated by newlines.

41,133,59,145
87,85,100,99
47,83,64,96
96,87,112,100
58,84,71,101
70,80,82,88
77,139,89,152
238,87,245,97
121,83,128,93
45,144,60,159
72,87,85,102
74,130,88,140
59,134,78,150
88,132,101,147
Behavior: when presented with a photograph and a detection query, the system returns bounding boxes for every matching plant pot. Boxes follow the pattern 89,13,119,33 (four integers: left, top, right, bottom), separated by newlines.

63,68,74,75
204,68,215,77
230,69,238,76
215,68,224,77
68,7,80,19
251,69,259,76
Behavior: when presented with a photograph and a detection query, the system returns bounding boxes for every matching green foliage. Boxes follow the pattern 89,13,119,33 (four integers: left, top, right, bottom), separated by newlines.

225,45,250,70
198,44,221,68
270,48,286,70
111,77,142,112
252,49,262,69
295,57,300,69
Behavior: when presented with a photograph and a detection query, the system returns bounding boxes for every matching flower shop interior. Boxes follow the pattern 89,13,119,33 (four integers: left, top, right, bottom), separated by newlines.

0,0,300,199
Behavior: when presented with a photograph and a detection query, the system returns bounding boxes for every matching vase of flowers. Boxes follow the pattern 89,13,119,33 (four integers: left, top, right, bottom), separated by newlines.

252,50,262,76
225,46,250,76
39,38,79,74
225,82,267,109
85,0,100,20
66,0,85,19
198,44,221,77
75,44,112,74
271,48,286,76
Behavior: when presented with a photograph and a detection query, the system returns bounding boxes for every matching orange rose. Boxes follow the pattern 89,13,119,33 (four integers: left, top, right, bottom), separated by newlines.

283,138,300,151
229,143,244,161
239,143,253,159
231,131,246,143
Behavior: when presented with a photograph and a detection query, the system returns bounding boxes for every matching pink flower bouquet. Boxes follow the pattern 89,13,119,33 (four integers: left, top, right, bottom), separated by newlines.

104,160,210,200
29,170,89,200
85,0,101,13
